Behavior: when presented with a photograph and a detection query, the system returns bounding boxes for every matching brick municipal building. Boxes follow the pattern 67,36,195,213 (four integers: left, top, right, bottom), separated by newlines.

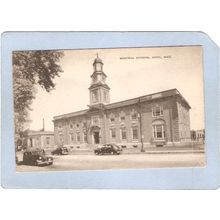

53,56,191,150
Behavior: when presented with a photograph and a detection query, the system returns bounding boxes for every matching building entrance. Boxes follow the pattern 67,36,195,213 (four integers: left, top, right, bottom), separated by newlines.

93,131,100,144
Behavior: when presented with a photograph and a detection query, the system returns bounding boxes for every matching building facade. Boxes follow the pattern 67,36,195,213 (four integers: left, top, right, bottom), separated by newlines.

26,130,55,149
53,56,191,149
191,129,205,143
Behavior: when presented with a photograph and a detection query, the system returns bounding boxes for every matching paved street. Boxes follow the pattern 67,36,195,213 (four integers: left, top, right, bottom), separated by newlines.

16,152,205,172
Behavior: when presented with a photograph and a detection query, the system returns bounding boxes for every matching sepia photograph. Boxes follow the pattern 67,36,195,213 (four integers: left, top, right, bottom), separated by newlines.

14,46,206,172
1,2,220,220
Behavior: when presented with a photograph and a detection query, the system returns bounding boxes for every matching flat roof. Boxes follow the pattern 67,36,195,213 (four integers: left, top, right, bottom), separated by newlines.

53,109,89,120
28,131,54,136
53,88,191,121
105,88,191,110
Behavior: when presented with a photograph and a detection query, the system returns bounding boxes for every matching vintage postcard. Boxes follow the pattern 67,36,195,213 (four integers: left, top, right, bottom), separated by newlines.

1,32,219,189
14,46,205,172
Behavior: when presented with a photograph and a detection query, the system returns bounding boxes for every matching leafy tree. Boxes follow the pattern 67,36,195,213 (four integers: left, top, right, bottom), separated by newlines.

13,50,64,146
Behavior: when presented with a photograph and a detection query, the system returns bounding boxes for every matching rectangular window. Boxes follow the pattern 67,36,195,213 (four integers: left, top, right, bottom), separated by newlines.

83,132,87,143
152,106,163,117
121,127,127,140
131,113,137,120
110,117,115,123
69,133,74,142
46,137,50,145
120,116,125,122
132,127,138,140
152,125,165,139
92,116,99,125
59,134,63,143
156,125,163,138
76,132,80,142
110,128,116,139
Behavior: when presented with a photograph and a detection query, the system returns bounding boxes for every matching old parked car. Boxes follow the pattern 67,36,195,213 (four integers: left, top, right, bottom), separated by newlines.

94,144,122,155
23,149,53,166
51,147,69,155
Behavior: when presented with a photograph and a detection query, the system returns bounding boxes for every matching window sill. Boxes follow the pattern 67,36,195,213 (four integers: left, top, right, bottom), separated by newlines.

132,139,139,142
121,139,127,142
152,138,166,142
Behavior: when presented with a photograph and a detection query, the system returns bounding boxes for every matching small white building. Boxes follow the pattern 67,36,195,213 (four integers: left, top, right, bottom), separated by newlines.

195,129,205,143
27,130,55,149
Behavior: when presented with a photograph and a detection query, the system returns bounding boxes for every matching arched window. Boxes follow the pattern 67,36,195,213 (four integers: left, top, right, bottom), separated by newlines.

101,75,106,82
92,90,98,103
83,131,87,143
103,90,108,102
59,133,63,143
120,127,127,141
93,75,97,83
110,127,116,139
76,132,81,143
69,133,74,143
152,119,166,139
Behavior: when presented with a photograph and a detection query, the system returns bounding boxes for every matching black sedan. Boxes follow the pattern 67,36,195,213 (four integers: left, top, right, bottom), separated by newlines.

94,144,122,155
23,149,53,166
51,147,69,155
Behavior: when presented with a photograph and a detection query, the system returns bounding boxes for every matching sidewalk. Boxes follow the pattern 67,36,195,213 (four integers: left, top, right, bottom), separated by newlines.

67,145,205,155
122,146,205,154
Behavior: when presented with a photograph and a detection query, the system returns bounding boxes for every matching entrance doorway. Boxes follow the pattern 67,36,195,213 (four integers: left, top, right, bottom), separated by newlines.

93,131,100,144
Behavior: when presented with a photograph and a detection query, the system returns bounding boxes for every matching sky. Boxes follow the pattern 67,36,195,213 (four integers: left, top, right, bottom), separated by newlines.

29,46,205,131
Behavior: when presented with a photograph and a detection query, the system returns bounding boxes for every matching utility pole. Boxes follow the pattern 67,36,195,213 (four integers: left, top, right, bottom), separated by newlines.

138,98,144,152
